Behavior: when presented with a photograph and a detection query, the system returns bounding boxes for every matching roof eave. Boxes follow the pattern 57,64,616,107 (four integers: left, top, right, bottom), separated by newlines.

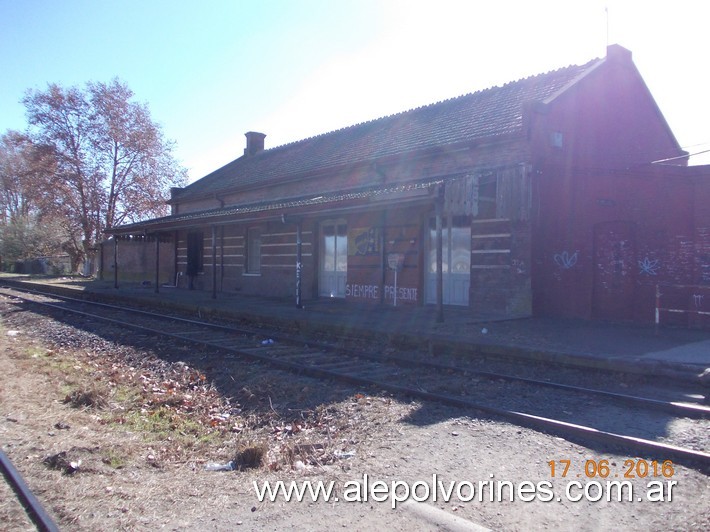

105,177,453,236
168,131,525,206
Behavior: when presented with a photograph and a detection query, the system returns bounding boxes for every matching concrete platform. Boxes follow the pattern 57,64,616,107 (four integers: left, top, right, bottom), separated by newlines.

7,276,710,384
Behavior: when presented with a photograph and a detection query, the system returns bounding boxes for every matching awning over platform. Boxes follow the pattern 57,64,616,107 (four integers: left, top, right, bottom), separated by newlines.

105,177,446,237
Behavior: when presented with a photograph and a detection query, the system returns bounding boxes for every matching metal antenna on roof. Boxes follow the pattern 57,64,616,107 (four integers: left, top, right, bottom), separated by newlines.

605,6,610,47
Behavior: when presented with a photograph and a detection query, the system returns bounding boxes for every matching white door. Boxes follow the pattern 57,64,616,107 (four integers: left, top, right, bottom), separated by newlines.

426,215,471,305
319,222,347,297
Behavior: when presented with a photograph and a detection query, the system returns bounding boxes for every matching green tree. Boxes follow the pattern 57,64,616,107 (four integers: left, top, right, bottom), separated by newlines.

21,78,186,271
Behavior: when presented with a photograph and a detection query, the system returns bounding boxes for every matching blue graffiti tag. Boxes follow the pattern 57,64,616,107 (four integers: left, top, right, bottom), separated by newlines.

638,257,660,276
554,251,578,270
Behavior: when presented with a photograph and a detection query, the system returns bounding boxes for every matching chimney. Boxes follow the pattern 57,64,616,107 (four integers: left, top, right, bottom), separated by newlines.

244,131,266,156
169,187,182,214
606,44,632,63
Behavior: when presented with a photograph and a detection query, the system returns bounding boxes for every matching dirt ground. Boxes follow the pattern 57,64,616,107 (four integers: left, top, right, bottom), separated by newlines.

0,297,708,531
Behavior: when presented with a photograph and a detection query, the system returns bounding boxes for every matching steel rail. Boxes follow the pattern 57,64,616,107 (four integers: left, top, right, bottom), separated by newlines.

3,285,707,419
3,288,709,471
0,449,59,532
377,353,710,419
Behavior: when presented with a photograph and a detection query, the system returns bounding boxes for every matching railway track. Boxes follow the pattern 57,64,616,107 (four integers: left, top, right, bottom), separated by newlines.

2,284,709,474
0,449,59,532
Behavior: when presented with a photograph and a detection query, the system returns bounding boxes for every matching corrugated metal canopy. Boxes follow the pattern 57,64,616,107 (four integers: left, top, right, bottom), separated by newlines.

106,177,445,236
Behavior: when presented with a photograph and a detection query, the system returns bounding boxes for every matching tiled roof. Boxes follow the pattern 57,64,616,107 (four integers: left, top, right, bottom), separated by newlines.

175,58,601,201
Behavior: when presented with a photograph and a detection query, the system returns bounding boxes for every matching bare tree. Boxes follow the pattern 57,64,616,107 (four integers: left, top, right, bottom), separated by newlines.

0,131,47,222
0,131,65,269
21,79,186,271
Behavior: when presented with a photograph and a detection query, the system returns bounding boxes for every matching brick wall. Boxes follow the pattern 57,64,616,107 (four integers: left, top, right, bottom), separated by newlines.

533,164,710,327
101,238,174,285
174,219,316,299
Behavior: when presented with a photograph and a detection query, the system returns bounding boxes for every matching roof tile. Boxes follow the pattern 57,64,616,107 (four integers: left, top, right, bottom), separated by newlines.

177,58,600,200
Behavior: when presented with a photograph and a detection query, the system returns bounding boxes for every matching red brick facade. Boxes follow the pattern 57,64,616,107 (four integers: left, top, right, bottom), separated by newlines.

106,45,709,327
533,165,710,327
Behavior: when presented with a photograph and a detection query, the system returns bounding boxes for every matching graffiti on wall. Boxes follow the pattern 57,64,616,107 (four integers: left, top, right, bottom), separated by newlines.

638,257,660,276
700,253,710,284
610,239,631,277
345,284,379,299
554,251,578,270
693,294,705,309
349,228,380,256
384,285,418,302
345,283,419,302
512,259,526,275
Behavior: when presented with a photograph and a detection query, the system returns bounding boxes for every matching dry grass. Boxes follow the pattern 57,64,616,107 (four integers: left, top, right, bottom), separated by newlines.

233,443,268,470
63,385,110,409
0,297,421,530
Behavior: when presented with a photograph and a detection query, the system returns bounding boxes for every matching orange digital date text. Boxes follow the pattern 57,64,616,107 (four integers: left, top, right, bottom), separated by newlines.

547,459,674,479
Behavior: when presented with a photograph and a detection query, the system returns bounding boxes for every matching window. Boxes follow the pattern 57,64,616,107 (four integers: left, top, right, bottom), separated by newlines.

186,231,204,276
246,227,261,274
322,223,347,272
428,216,471,273
319,221,347,298
550,131,564,148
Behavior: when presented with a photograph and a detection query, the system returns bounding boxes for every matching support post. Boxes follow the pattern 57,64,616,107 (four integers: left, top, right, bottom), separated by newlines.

220,226,225,292
113,236,119,289
380,213,387,305
99,242,104,281
435,188,444,323
173,230,179,288
393,267,398,307
296,221,303,308
655,284,661,335
211,225,217,299
154,234,160,294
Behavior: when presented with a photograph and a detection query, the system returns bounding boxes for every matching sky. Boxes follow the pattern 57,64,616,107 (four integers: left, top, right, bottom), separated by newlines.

2,0,710,183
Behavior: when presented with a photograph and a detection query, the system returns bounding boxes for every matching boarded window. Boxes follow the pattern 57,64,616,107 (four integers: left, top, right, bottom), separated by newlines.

475,174,498,219
444,165,531,221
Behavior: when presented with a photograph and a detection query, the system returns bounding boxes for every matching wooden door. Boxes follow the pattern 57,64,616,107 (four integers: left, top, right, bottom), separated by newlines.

592,221,637,320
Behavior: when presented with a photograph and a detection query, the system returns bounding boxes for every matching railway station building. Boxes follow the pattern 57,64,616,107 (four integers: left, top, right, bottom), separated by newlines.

104,45,710,327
